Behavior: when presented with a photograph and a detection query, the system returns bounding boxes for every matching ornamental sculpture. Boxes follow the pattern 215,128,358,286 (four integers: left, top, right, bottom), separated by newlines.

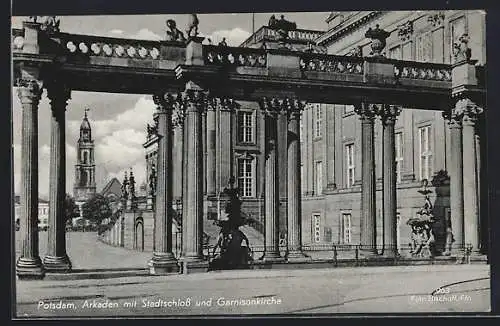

209,177,253,271
165,19,186,42
186,14,199,38
29,16,60,34
452,33,472,64
365,24,391,57
268,14,297,48
407,179,436,258
397,21,413,42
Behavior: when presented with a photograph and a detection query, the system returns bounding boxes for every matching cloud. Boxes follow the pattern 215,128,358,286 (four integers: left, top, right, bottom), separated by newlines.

109,29,124,35
130,28,162,41
203,27,251,46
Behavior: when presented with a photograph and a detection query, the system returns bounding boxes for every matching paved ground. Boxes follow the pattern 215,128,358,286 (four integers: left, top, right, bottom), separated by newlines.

15,264,490,317
15,231,152,270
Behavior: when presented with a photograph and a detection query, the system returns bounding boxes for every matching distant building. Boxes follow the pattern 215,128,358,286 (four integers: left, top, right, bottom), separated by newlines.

14,195,49,231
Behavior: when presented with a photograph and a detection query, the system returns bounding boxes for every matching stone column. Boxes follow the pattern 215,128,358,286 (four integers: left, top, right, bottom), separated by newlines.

202,109,207,195
444,109,464,254
354,102,378,256
206,99,217,197
378,104,401,257
148,93,178,274
456,98,483,253
16,78,45,279
277,104,288,245
286,99,309,261
180,82,208,271
43,81,72,272
261,98,283,261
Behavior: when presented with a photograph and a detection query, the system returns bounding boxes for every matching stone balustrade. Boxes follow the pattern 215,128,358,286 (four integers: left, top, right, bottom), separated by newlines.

204,45,267,67
393,60,452,82
299,53,365,74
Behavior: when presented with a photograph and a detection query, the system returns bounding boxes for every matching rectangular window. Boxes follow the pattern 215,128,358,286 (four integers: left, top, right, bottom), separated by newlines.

346,144,355,188
344,105,355,114
237,111,255,143
396,212,401,250
341,213,352,244
432,28,444,63
312,213,321,243
419,126,433,181
395,132,404,183
299,118,304,143
315,161,323,195
389,45,402,60
301,163,304,194
416,31,432,62
314,104,322,138
237,158,255,197
450,16,466,62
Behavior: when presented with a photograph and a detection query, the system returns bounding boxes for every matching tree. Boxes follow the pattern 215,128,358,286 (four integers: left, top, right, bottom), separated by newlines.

65,194,80,223
81,194,112,225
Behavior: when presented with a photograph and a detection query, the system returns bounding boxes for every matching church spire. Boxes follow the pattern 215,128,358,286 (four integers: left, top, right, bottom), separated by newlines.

79,108,92,141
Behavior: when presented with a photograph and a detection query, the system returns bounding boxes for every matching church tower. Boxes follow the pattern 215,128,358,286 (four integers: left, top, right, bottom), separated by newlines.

73,108,97,202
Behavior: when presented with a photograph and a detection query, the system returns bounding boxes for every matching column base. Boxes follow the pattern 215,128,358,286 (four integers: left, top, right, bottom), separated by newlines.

261,251,285,263
43,254,72,273
148,252,179,275
285,250,311,262
16,256,45,280
179,256,209,274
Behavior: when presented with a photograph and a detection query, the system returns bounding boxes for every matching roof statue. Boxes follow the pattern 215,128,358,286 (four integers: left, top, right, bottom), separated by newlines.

186,14,199,38
218,37,228,47
165,19,186,42
365,24,391,57
28,16,60,34
452,33,472,63
268,14,297,31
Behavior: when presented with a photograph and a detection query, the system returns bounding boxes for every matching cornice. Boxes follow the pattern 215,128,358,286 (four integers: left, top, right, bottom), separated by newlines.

317,11,384,46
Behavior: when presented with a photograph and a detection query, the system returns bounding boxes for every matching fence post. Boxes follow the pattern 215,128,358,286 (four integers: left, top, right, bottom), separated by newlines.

333,244,338,267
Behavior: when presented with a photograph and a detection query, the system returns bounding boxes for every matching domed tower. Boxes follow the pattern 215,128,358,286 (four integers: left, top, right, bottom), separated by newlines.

73,108,97,202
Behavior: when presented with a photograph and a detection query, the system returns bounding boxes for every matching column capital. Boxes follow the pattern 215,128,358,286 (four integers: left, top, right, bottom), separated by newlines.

378,104,401,125
182,89,206,113
45,80,71,109
153,92,180,114
260,97,304,118
354,102,377,121
260,97,280,118
16,78,43,105
454,97,483,124
218,97,238,112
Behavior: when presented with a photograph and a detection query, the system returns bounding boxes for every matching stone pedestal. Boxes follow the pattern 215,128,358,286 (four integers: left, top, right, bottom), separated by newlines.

149,93,178,274
354,103,378,256
43,81,72,272
16,78,45,279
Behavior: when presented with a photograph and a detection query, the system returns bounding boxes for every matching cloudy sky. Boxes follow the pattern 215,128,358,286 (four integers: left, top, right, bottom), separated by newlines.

11,12,331,198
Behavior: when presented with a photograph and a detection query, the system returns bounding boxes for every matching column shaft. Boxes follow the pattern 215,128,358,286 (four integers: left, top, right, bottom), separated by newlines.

463,115,480,252
380,105,400,257
149,94,178,274
44,82,72,272
182,91,204,261
264,114,281,259
286,105,308,261
355,103,377,255
16,79,44,279
218,102,234,193
206,105,216,196
449,118,464,252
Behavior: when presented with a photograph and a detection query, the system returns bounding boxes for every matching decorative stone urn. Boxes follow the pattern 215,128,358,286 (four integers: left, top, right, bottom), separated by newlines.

365,24,391,57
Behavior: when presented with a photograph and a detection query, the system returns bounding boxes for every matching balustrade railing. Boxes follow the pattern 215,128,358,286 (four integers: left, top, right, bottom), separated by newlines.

299,53,364,74
393,59,452,82
204,45,267,67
